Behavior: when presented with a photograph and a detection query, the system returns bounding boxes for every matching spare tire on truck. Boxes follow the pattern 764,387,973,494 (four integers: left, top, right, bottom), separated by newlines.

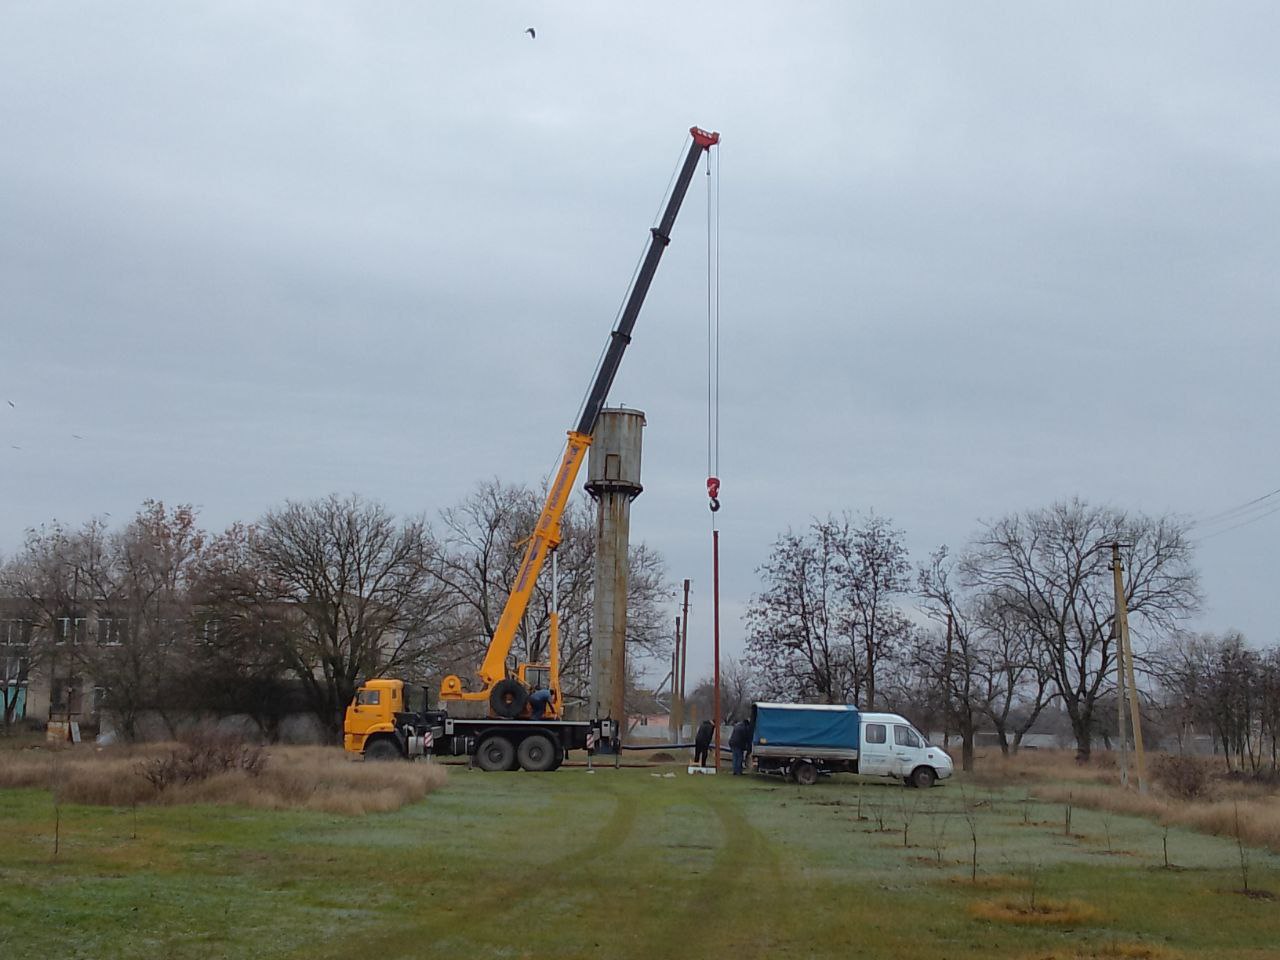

489,679,529,719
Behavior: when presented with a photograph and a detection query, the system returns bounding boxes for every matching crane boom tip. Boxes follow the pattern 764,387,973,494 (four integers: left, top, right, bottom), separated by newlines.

690,126,720,149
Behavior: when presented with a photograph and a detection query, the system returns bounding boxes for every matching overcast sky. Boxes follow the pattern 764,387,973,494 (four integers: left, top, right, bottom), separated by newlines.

3,3,1278,682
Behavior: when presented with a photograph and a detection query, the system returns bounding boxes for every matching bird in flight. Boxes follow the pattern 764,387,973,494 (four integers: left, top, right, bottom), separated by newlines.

525,27,535,38
72,434,85,440
5,400,13,408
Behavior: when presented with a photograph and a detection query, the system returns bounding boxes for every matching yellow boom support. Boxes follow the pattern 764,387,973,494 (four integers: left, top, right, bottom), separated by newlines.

438,430,590,716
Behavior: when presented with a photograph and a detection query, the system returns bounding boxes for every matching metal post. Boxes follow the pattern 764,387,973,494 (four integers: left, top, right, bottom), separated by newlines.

1110,543,1130,788
712,530,721,770
679,579,691,740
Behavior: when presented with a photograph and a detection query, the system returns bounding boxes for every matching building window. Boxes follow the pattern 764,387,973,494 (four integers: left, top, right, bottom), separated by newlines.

97,617,125,646
2,620,33,645
2,655,25,682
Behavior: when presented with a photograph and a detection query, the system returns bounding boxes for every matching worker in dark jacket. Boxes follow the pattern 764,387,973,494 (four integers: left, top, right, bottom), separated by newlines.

693,719,714,767
729,717,752,776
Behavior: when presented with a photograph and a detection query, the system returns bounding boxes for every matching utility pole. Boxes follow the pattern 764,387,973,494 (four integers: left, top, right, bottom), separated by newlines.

943,612,954,750
670,616,681,743
1111,542,1147,793
679,579,690,739
1110,543,1131,788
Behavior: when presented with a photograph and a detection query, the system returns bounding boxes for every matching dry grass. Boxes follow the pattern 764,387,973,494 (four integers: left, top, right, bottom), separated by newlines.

968,897,1099,925
0,744,446,814
1020,943,1183,960
1030,783,1280,854
972,749,1280,854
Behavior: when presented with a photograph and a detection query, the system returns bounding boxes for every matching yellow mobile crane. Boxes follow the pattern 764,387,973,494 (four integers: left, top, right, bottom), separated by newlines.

344,126,719,769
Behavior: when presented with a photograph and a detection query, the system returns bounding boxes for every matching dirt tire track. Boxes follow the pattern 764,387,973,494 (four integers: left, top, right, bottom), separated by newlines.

302,783,638,960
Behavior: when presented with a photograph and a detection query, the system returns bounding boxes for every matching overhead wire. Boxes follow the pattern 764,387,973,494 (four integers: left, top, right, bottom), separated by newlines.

1188,483,1280,543
1194,501,1280,543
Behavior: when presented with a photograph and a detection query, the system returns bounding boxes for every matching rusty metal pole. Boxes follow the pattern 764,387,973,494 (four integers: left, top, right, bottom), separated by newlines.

713,530,721,770
679,579,691,740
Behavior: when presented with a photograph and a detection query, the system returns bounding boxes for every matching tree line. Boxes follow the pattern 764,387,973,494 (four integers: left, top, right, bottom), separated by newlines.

0,486,669,741
743,497,1280,773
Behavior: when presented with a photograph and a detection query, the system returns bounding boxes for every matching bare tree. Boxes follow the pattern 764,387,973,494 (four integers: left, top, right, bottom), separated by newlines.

744,524,857,704
433,479,670,706
77,502,207,739
961,498,1199,761
834,512,912,711
202,494,446,741
685,656,758,724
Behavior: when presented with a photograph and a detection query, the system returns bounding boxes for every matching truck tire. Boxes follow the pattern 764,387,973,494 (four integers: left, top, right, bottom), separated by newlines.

364,738,401,761
793,760,818,786
911,766,937,789
517,733,558,772
476,735,516,772
489,679,528,719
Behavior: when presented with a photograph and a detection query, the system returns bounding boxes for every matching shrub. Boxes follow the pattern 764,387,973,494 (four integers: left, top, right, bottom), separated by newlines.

136,731,267,793
1152,754,1211,800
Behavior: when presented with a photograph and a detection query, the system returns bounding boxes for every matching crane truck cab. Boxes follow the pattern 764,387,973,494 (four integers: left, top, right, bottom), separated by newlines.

344,678,419,760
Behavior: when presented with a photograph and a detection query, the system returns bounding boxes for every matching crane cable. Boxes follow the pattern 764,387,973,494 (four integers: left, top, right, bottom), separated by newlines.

705,142,722,519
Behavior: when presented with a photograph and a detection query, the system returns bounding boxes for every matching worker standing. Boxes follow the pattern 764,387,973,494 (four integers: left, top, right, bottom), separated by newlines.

693,719,714,767
729,717,752,776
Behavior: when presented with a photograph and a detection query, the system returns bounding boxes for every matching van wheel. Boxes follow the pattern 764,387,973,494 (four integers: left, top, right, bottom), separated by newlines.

364,739,401,761
911,766,937,789
793,760,818,786
517,734,558,772
476,735,516,772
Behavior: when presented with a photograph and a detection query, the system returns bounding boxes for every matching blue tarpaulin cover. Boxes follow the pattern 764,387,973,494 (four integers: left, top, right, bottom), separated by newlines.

752,703,860,750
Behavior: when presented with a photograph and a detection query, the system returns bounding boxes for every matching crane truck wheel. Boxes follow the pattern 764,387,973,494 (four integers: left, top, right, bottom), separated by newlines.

364,738,402,761
475,735,516,772
516,734,558,772
489,679,529,719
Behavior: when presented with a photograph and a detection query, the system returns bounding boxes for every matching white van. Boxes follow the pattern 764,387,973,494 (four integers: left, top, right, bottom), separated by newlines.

750,703,954,788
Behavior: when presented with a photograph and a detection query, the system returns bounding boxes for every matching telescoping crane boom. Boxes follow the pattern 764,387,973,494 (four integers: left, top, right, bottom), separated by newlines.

440,126,720,720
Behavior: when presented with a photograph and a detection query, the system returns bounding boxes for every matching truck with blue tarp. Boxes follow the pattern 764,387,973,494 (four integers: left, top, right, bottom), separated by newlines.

750,702,954,788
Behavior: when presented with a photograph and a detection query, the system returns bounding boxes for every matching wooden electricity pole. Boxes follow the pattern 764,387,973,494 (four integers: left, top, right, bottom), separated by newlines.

1111,542,1147,793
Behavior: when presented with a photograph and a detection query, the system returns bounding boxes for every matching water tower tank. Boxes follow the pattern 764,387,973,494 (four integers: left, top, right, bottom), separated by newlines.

585,408,645,500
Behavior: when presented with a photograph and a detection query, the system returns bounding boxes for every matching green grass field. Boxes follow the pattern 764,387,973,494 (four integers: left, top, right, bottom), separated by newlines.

2,760,1278,959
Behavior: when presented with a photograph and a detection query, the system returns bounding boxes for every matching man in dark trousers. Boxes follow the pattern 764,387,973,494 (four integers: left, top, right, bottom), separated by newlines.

693,719,714,767
729,717,752,776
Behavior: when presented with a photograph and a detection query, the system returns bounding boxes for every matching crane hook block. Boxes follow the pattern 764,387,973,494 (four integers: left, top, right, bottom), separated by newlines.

690,127,720,149
707,476,721,511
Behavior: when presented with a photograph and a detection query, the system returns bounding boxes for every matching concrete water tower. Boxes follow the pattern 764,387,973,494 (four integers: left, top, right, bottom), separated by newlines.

586,407,645,732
